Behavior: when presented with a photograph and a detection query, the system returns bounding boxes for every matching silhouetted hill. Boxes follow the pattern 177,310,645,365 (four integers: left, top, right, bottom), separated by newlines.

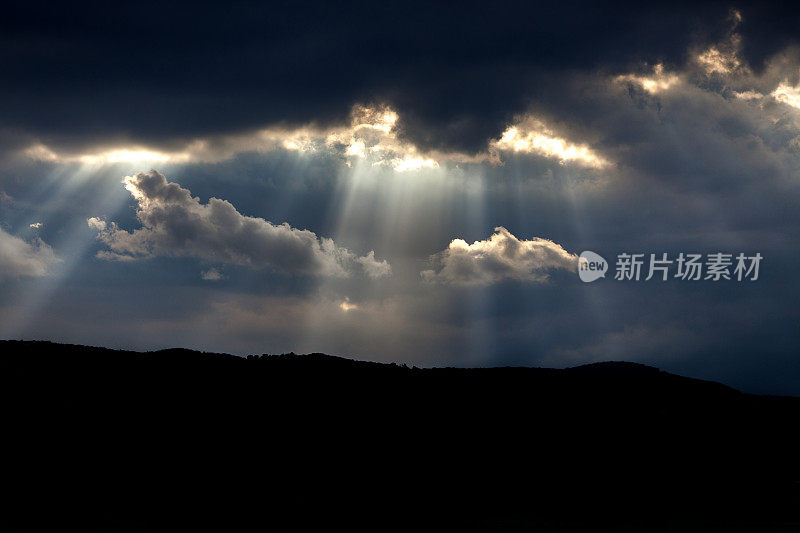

1,340,799,532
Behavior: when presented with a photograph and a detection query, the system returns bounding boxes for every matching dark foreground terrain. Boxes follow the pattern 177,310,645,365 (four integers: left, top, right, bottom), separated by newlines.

1,340,799,532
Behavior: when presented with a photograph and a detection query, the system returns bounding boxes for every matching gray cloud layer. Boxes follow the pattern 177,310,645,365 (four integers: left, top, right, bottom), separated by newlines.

88,170,391,279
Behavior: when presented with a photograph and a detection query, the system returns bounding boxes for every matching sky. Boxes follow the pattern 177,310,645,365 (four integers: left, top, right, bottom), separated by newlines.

1,0,799,394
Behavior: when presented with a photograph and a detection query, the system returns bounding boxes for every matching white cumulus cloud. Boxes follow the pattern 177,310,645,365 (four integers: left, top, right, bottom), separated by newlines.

88,170,391,279
421,227,577,285
0,228,60,282
356,250,392,279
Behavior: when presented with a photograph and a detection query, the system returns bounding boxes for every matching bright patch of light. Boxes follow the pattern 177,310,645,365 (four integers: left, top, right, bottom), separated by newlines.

281,132,318,152
352,108,398,133
491,124,608,168
732,90,763,100
346,140,367,157
21,104,485,172
697,47,740,75
265,105,443,172
339,298,359,312
772,81,800,110
78,149,190,165
616,64,680,94
391,156,439,172
23,144,191,165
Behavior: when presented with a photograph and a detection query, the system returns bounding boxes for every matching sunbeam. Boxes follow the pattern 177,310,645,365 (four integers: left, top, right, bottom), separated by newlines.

0,161,158,339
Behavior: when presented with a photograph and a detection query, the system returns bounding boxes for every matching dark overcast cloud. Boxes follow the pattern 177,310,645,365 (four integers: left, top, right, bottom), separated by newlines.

1,1,800,395
2,0,795,152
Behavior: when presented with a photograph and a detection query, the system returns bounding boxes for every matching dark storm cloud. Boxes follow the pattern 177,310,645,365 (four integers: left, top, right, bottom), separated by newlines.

2,0,788,154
